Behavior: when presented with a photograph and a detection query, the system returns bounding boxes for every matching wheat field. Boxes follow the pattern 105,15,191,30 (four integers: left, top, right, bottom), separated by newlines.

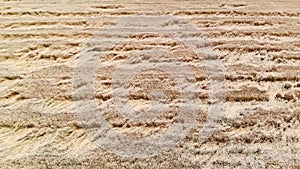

0,0,299,168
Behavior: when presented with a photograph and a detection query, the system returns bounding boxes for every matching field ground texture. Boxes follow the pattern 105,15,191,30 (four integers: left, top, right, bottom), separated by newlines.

0,0,299,168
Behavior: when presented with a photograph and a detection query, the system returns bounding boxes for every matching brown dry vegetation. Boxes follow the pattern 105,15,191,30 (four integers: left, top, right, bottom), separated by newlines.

0,0,299,168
